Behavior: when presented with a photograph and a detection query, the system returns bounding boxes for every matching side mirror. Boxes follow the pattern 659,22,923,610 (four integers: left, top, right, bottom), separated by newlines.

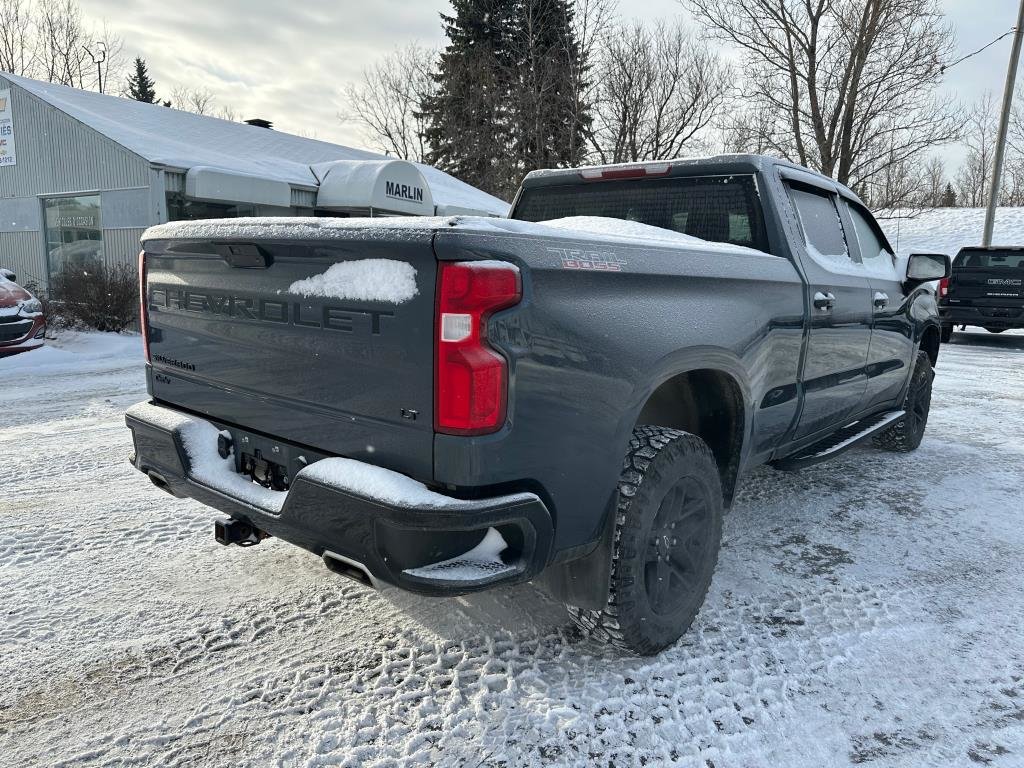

905,253,950,285
0,268,14,282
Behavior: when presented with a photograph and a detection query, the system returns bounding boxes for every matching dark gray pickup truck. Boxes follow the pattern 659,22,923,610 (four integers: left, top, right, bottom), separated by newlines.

126,155,950,654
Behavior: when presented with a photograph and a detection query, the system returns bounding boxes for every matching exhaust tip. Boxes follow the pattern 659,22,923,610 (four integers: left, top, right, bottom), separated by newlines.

322,551,379,589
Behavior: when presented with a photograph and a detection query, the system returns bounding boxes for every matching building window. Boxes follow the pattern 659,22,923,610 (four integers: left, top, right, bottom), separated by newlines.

43,194,103,284
166,192,255,221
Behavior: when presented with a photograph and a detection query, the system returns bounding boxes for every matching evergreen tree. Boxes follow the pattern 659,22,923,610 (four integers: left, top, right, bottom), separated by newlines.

421,0,517,198
941,182,957,208
510,0,588,175
421,0,590,199
127,57,158,103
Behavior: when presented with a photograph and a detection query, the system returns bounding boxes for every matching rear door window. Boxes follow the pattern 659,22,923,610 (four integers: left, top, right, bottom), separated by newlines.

788,186,852,262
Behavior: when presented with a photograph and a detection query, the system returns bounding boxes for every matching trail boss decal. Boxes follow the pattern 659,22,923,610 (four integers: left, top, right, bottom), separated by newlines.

549,247,627,272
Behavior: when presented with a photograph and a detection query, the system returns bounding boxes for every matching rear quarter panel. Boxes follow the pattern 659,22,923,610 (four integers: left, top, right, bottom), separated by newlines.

433,228,805,552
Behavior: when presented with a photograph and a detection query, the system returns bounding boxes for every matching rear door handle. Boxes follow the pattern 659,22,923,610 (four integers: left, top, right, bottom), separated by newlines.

813,291,836,310
873,291,889,309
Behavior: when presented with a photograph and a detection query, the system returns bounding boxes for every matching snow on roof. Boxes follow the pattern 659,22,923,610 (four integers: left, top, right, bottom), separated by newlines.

1,72,508,214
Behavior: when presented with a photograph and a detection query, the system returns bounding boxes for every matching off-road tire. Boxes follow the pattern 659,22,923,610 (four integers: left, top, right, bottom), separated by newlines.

873,351,933,453
568,426,723,656
940,324,953,343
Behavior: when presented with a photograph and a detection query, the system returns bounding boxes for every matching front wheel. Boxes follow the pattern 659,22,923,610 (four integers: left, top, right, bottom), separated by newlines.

568,426,723,655
873,351,934,453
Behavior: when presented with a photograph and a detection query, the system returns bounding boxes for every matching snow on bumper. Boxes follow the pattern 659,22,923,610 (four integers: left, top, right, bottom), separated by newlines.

124,401,553,594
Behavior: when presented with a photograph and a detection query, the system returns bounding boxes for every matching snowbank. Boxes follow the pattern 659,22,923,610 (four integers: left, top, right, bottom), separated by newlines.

879,207,1024,257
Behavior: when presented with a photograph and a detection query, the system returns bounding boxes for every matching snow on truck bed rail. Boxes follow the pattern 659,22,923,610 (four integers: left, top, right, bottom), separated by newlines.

142,215,769,256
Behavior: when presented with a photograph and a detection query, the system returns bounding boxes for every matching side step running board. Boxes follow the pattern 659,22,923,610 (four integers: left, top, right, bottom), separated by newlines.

771,410,905,471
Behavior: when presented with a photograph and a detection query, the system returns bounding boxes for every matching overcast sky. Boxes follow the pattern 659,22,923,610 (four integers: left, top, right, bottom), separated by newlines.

80,0,1022,160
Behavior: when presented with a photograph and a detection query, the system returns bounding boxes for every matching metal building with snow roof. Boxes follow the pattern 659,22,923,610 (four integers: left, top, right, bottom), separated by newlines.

0,72,508,289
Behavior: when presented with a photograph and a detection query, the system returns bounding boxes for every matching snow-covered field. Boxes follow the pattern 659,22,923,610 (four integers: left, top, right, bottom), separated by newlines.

4,243,1024,765
879,206,1024,258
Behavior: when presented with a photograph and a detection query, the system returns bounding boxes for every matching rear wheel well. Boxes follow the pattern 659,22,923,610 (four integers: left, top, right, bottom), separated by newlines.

635,369,745,505
920,324,940,366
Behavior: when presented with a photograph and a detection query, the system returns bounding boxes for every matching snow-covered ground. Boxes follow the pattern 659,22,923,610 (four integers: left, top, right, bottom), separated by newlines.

4,262,1024,765
879,206,1024,257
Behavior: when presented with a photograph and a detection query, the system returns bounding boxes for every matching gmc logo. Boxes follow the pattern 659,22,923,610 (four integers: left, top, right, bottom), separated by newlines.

147,286,394,335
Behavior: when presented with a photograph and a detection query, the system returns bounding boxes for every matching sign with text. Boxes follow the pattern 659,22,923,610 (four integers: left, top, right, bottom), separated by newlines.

0,89,16,167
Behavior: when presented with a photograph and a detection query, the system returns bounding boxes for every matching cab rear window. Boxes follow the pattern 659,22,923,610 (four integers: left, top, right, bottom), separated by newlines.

955,248,1024,268
512,175,770,253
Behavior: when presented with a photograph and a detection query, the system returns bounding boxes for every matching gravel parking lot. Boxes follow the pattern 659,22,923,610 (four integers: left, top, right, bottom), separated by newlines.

2,328,1023,767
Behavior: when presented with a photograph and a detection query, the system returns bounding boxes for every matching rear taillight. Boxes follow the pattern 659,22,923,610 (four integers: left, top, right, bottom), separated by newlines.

138,250,150,361
938,276,950,298
435,261,522,435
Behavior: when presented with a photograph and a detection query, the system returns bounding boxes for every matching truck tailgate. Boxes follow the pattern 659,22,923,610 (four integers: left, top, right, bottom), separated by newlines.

948,248,1024,307
142,233,436,480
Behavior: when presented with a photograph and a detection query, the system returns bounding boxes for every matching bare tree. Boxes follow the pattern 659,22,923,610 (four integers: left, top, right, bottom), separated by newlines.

720,102,776,155
589,20,731,163
171,86,216,115
920,156,947,208
0,0,37,76
32,0,125,92
955,93,999,208
687,0,961,193
862,145,927,209
342,43,437,162
1001,155,1024,206
36,0,89,88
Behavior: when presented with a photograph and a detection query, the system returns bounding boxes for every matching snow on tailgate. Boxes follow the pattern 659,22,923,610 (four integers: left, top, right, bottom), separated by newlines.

287,259,418,304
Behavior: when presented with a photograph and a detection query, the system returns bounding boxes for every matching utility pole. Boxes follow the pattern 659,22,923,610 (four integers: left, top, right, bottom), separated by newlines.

984,0,1024,246
85,42,107,94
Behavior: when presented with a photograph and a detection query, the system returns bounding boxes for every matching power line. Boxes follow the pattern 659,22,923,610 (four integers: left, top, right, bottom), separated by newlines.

941,27,1017,74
